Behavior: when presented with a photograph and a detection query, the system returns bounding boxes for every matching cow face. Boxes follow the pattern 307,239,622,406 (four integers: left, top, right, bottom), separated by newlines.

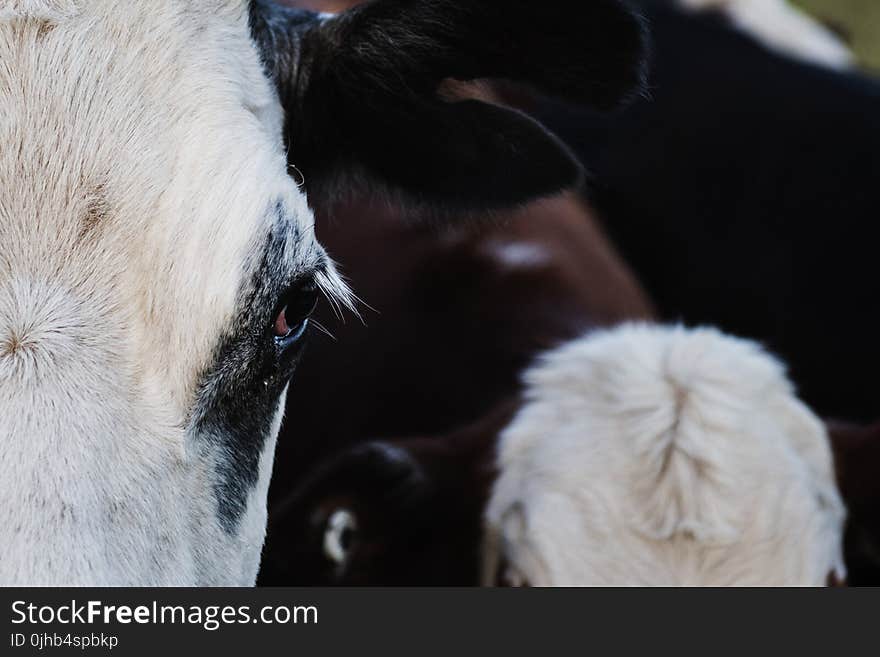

0,0,647,585
0,0,351,585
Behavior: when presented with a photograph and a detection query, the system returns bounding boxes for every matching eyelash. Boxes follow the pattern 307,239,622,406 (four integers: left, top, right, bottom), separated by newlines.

272,279,319,348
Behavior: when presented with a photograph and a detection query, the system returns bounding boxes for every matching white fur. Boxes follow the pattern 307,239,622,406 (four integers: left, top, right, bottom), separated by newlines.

680,0,854,69
0,0,78,20
0,0,346,585
484,325,846,586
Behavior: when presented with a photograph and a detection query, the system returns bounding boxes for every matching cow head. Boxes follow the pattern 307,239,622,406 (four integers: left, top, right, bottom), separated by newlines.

0,0,646,585
484,325,847,586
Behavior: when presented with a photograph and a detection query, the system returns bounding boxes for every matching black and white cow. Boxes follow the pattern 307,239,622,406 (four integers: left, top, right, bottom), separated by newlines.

532,0,880,424
0,0,648,585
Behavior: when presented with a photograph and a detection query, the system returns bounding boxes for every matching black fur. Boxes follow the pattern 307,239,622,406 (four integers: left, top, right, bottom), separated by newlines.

189,204,315,532
259,442,435,585
249,0,648,214
532,0,880,584
257,191,653,585
260,410,507,586
533,0,880,424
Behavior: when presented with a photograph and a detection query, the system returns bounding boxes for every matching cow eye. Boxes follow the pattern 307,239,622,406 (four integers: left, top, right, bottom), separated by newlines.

323,509,358,567
273,279,319,345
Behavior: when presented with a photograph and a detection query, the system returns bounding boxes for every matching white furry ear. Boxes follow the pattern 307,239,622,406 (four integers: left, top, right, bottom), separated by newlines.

485,324,847,586
0,1,80,20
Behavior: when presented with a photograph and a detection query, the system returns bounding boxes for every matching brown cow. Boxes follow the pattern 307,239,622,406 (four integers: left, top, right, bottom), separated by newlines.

257,0,874,587
258,187,848,586
259,193,654,584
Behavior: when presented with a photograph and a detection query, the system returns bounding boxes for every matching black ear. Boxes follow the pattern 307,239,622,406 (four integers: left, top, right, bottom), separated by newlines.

250,0,648,214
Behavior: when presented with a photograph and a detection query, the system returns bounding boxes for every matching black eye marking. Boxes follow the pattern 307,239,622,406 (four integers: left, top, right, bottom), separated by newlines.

191,203,322,535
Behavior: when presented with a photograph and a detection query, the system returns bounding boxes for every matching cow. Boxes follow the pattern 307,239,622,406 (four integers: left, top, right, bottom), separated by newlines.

255,177,843,586
0,0,648,585
483,325,846,586
261,322,847,586
530,0,880,425
258,191,655,584
257,0,877,586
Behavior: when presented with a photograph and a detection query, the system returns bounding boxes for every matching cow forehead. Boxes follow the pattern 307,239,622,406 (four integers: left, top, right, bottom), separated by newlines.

0,0,317,412
487,326,845,585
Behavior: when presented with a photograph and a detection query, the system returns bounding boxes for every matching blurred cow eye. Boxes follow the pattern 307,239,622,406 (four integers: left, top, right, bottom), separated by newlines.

323,509,358,567
274,279,319,345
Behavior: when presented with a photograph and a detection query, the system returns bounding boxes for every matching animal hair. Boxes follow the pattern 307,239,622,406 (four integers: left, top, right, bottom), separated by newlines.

251,0,648,215
0,0,80,21
486,324,846,586
0,0,333,585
